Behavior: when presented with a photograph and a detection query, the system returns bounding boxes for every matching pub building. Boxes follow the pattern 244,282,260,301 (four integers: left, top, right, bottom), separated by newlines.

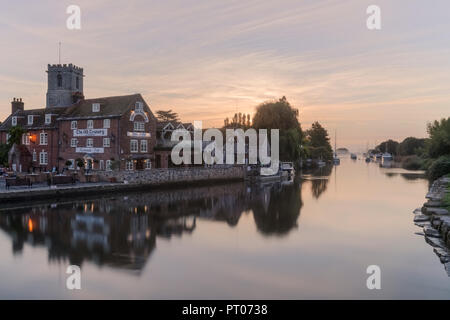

0,63,191,172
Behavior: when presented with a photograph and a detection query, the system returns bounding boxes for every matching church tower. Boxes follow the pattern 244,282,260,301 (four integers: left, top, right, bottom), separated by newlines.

46,63,84,108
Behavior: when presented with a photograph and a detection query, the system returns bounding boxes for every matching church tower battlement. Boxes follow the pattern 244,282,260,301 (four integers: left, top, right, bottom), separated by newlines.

46,63,84,108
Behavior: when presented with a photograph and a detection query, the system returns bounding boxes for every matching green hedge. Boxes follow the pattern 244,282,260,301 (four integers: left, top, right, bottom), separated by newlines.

427,155,450,181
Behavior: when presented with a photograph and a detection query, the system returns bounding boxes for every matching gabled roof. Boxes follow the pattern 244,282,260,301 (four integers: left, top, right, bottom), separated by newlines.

156,121,193,131
59,93,155,120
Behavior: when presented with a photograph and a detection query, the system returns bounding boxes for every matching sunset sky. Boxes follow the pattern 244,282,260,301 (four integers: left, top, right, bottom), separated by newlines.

0,0,449,150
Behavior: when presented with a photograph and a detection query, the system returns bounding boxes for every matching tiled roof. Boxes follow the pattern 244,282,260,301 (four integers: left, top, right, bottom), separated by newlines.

0,107,66,131
59,93,153,120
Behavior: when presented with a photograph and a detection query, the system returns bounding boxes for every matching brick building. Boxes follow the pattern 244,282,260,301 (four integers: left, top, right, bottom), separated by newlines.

0,63,183,172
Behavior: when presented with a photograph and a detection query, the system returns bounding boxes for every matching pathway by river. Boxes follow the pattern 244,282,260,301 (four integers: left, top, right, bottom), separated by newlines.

0,157,448,299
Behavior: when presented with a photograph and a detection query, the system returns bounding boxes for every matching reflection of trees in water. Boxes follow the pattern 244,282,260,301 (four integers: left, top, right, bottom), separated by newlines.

303,164,332,199
311,179,329,199
251,180,303,236
0,180,305,272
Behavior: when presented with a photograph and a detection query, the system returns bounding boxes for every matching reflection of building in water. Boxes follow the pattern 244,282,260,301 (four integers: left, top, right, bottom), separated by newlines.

0,180,304,273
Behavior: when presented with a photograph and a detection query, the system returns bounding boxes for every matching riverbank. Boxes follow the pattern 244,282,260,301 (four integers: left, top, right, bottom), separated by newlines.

0,166,246,204
414,175,450,274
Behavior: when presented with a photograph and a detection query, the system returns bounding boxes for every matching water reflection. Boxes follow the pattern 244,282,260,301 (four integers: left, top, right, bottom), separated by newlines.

0,180,303,273
301,165,332,199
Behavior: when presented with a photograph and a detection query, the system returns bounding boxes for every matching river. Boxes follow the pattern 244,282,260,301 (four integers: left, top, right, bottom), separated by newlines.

0,157,449,299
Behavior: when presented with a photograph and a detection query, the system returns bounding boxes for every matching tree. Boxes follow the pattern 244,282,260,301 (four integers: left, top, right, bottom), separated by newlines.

305,122,333,160
252,96,303,162
7,126,25,147
397,137,427,156
155,109,179,122
426,117,450,158
375,139,399,155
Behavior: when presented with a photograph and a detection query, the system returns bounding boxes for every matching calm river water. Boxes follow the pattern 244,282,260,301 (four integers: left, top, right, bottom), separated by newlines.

0,158,449,299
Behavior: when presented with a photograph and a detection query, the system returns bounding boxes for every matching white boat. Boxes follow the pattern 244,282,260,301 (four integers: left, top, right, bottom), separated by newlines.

382,152,393,161
280,162,295,176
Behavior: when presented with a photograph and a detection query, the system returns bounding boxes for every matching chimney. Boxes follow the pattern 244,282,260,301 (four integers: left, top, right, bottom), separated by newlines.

11,98,24,114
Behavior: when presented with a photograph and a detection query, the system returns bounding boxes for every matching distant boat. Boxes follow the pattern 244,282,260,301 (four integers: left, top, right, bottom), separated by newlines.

365,157,371,163
350,153,357,160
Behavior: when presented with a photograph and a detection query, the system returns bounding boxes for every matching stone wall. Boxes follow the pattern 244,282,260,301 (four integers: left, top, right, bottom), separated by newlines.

97,165,246,185
414,176,450,275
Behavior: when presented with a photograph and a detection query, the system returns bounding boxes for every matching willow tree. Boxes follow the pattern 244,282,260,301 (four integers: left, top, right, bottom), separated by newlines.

252,96,303,162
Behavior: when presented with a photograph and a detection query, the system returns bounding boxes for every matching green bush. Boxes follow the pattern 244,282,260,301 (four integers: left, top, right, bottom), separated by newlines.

427,155,450,180
402,155,423,170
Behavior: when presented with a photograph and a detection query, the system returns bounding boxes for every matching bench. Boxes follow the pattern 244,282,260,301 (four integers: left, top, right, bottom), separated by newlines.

5,177,32,189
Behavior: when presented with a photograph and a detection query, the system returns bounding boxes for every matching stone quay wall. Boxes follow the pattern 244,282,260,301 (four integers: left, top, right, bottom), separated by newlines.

97,165,246,185
414,176,450,274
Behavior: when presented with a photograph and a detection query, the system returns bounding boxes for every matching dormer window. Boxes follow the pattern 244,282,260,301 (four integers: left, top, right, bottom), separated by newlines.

92,103,100,112
28,115,33,125
135,101,143,112
45,114,51,124
11,116,17,126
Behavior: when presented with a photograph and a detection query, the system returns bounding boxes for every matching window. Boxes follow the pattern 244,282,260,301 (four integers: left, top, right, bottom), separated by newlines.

45,114,51,124
86,138,93,148
39,151,48,165
40,133,48,145
11,117,17,126
126,161,133,171
145,159,152,169
103,137,110,147
68,159,75,169
99,160,104,170
6,134,10,143
57,74,62,87
76,77,79,89
71,121,77,129
87,120,94,129
28,115,33,125
92,103,100,112
22,134,30,145
71,138,78,147
140,140,148,153
134,121,145,132
32,150,37,162
106,160,112,171
135,101,143,111
103,118,110,128
130,140,138,153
